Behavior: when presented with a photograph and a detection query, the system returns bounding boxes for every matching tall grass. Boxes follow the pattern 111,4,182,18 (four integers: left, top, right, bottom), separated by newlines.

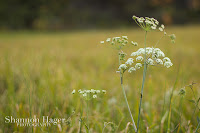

0,26,200,132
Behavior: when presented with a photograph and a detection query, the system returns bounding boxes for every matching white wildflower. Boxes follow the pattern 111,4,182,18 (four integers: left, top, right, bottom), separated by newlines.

86,90,91,93
151,26,156,30
96,90,101,93
93,95,97,98
100,41,104,44
164,61,173,68
106,38,111,42
147,58,154,65
156,59,163,65
163,57,171,62
138,18,144,23
131,41,138,46
118,64,127,70
72,90,76,94
132,15,137,19
102,90,106,93
125,58,134,65
137,48,145,55
122,36,128,40
115,37,121,40
161,24,165,29
159,27,163,31
91,89,95,93
131,52,138,56
135,63,142,69
128,67,136,73
155,20,159,25
83,93,87,97
136,56,144,61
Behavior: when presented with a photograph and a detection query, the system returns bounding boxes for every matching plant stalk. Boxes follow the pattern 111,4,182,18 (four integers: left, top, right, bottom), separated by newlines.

137,31,148,132
86,98,90,133
118,54,137,133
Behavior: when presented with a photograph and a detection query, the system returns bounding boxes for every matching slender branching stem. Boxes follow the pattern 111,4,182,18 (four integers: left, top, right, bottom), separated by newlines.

86,97,90,132
137,31,148,132
147,34,164,59
118,54,137,133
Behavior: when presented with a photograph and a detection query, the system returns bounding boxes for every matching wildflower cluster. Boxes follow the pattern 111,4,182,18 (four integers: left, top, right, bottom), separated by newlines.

72,89,106,100
100,36,138,50
118,47,173,73
132,15,176,44
132,15,165,32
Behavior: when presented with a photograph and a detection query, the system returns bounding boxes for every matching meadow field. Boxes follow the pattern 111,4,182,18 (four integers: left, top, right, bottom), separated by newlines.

0,26,200,132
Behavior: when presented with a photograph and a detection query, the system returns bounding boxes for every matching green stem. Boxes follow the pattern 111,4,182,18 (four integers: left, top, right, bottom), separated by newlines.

86,98,90,132
195,121,200,133
137,31,148,132
118,54,137,133
178,96,184,132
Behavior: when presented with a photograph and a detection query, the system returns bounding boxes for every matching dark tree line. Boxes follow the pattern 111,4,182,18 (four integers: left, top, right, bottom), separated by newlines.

0,0,199,30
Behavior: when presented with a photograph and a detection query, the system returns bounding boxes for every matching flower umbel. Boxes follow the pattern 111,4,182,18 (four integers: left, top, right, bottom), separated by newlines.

72,89,106,100
132,15,165,32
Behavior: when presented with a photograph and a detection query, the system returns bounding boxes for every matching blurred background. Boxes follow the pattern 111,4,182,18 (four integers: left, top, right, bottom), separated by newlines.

0,0,200,30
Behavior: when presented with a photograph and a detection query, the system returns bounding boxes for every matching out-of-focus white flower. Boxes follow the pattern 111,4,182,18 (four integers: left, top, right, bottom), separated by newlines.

72,90,76,94
91,89,95,93
161,24,165,29
118,64,127,70
136,56,144,61
135,63,142,69
108,97,117,105
100,41,104,44
93,95,97,98
159,27,163,31
128,67,136,73
86,90,91,93
125,58,134,65
164,61,173,68
96,90,101,93
131,41,138,46
151,26,156,30
106,38,111,42
102,90,106,93
122,36,128,40
83,93,87,97
115,37,121,40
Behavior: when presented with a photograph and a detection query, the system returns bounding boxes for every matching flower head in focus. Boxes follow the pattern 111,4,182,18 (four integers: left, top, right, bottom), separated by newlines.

132,15,166,32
